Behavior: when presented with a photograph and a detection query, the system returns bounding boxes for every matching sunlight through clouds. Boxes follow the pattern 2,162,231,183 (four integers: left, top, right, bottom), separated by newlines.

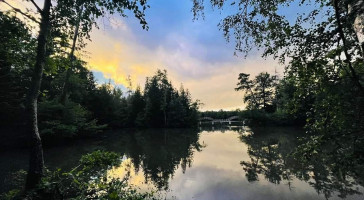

81,1,286,111
0,1,283,110
1,0,283,111
86,24,282,110
83,0,285,111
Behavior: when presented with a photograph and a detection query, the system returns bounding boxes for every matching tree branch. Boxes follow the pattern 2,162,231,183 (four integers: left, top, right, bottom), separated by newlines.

333,0,364,95
1,0,40,24
29,0,43,14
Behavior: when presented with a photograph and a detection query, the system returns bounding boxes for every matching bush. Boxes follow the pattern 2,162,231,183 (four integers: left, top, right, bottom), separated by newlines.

1,151,161,200
38,99,106,140
240,109,296,126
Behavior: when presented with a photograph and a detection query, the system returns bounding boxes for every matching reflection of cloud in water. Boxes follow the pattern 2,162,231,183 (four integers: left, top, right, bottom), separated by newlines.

169,166,325,200
106,130,362,200
108,158,158,193
166,131,329,200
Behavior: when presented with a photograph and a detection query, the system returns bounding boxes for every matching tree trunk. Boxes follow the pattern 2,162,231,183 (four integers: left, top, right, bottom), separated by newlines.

25,0,51,190
348,0,364,58
60,9,82,105
262,86,266,111
333,0,364,95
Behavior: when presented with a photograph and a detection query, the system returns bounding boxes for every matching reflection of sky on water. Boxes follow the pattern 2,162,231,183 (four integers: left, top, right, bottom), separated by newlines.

108,130,364,200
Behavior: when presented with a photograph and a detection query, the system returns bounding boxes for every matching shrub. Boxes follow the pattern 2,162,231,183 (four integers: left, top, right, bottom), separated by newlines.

38,99,106,140
1,151,161,200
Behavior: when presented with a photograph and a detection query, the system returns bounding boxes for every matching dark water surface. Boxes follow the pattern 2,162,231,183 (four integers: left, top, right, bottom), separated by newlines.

1,127,363,199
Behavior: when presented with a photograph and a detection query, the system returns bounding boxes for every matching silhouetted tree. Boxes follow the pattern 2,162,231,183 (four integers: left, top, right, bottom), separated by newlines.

235,72,277,112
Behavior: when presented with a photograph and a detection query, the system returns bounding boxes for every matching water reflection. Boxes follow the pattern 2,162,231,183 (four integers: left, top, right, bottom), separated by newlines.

239,127,363,199
2,127,364,199
108,127,363,199
109,129,204,190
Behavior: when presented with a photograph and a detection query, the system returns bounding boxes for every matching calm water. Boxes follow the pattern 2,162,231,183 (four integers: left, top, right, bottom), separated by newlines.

1,126,363,199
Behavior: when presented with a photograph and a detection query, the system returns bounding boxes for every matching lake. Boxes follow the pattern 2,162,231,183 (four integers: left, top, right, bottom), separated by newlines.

1,126,363,199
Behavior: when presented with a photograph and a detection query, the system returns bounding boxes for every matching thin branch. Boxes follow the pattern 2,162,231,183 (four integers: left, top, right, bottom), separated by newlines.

333,0,364,95
29,0,43,14
1,0,40,24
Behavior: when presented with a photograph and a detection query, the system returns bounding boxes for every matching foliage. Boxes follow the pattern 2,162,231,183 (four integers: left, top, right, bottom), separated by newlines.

0,11,199,144
194,0,364,171
87,69,200,128
0,12,35,127
143,70,200,128
235,72,278,111
193,0,364,63
199,109,241,119
86,83,129,127
1,150,161,200
239,109,295,126
126,86,145,127
38,99,106,140
54,0,149,44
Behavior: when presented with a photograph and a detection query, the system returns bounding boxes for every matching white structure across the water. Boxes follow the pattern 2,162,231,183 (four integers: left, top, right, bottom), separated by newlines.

198,116,244,125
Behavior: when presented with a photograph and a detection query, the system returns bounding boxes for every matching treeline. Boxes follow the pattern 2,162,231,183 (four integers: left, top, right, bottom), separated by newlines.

233,72,305,126
0,13,199,142
88,69,199,129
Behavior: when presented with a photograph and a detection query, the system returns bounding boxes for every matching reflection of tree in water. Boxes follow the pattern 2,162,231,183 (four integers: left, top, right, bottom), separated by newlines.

239,127,363,199
122,129,204,190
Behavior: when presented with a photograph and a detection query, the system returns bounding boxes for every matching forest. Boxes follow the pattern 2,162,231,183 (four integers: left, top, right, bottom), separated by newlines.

0,12,199,132
0,3,200,198
1,0,364,199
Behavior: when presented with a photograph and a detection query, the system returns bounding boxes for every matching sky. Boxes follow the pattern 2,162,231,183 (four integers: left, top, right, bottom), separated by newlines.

85,1,283,111
1,0,285,111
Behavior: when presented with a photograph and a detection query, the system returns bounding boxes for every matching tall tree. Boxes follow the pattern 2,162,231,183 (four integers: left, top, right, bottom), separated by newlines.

1,0,150,189
24,0,52,189
235,72,277,111
57,0,149,105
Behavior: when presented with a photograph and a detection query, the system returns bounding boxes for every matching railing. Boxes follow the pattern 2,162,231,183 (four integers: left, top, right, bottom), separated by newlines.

198,116,245,126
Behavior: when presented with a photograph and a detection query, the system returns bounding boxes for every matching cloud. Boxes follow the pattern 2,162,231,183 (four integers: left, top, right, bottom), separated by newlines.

108,131,326,200
86,27,281,111
82,1,283,110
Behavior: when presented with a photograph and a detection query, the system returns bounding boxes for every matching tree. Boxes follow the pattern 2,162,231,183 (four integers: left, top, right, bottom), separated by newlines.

0,12,35,127
23,0,52,189
235,72,277,111
57,0,149,105
1,0,150,189
126,86,145,127
143,70,200,128
192,0,364,92
348,0,364,57
144,70,172,127
275,78,310,124
193,0,364,172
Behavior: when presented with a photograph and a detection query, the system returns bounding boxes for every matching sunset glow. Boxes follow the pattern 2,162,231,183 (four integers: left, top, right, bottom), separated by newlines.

1,0,283,110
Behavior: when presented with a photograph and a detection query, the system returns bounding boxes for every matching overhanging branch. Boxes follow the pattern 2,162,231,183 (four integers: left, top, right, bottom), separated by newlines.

1,0,40,24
